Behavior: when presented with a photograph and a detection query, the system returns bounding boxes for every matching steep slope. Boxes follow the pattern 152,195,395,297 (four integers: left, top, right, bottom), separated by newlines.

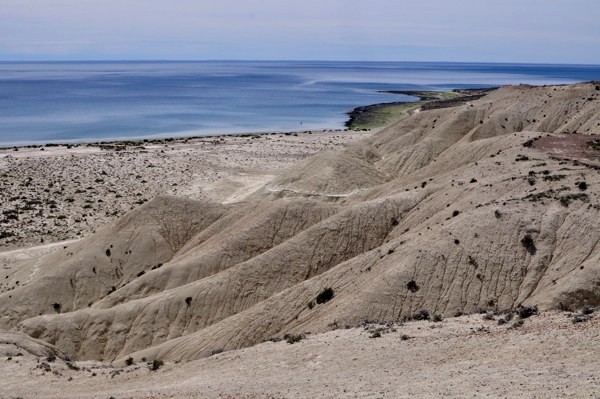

19,195,416,360
0,196,226,328
120,131,600,362
94,198,339,308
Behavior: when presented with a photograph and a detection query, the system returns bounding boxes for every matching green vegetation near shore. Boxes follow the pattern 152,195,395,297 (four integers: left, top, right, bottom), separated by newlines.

346,91,461,130
349,102,425,130
385,91,461,101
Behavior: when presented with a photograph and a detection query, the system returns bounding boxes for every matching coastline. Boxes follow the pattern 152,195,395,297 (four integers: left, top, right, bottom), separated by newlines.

3,80,600,399
0,88,498,149
0,88,497,250
345,88,497,129
0,127,351,150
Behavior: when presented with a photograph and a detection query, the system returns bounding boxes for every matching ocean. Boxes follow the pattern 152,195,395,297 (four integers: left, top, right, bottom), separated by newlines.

1,61,600,146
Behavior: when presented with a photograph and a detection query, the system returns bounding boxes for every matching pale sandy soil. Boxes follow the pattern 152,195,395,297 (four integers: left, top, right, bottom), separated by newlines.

0,130,370,251
1,311,598,398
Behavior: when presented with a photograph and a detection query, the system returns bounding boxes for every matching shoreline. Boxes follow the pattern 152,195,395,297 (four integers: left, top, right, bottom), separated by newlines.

3,81,600,399
0,87,496,250
345,88,498,129
0,88,498,149
0,127,353,150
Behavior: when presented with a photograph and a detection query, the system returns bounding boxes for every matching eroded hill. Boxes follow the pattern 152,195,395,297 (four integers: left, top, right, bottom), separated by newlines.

2,82,600,364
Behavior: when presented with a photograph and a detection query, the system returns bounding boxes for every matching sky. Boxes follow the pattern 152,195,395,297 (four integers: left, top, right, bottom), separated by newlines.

1,0,599,64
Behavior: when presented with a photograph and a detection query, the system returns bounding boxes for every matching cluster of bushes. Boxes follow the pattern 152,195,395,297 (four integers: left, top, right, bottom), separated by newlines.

559,193,589,207
572,305,597,323
284,333,305,344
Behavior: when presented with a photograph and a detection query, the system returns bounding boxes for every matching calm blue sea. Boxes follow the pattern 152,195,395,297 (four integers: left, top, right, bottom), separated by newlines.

1,61,600,146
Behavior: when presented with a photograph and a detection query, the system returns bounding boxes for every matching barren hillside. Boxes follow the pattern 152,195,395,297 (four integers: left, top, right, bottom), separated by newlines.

1,83,600,371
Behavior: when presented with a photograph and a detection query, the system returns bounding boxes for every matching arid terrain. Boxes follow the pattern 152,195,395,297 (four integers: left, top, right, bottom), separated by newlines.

1,82,600,398
2,312,598,398
0,129,364,250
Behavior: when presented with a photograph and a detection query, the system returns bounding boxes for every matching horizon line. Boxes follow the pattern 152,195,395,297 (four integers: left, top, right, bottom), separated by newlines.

1,59,600,67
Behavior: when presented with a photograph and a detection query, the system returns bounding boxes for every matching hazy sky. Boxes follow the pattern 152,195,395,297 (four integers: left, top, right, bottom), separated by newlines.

1,0,599,63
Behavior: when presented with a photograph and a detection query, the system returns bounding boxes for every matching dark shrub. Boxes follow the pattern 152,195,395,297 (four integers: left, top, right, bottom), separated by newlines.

150,359,164,371
185,296,192,306
521,234,536,255
522,139,534,148
52,303,61,313
518,305,538,319
578,181,588,191
573,315,591,323
105,248,111,257
452,210,460,217
581,305,596,315
412,309,430,321
406,280,420,293
285,334,305,344
125,357,134,366
316,288,334,304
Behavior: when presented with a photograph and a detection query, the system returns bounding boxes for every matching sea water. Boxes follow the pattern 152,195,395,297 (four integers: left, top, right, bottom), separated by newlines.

1,61,600,146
